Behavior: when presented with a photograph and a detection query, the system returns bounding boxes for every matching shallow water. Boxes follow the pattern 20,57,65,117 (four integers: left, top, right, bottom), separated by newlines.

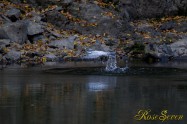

0,67,187,124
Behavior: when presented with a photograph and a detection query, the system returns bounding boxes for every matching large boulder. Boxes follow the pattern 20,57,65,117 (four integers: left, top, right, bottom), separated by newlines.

145,43,173,58
5,50,21,61
44,2,132,38
170,38,187,57
48,36,77,49
5,8,21,22
9,0,187,19
27,21,44,36
0,39,11,47
0,21,28,44
145,38,187,61
119,0,187,19
0,28,9,39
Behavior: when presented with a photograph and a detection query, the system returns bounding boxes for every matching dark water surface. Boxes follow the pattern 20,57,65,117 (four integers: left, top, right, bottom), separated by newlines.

0,67,187,124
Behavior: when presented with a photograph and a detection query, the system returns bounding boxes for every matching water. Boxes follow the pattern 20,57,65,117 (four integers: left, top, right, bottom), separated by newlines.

0,68,187,124
82,50,128,73
105,52,118,71
105,52,128,73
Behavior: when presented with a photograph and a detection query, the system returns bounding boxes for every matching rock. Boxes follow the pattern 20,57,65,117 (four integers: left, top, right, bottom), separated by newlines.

0,14,12,23
90,41,110,52
0,3,4,8
5,8,21,22
69,3,103,21
27,21,44,35
49,36,56,40
159,21,176,30
44,2,133,38
165,32,181,42
30,15,42,22
144,53,160,63
160,44,173,55
44,10,69,28
0,39,11,47
44,53,57,61
5,50,21,61
46,28,62,38
62,0,74,4
28,34,45,43
145,43,173,58
11,0,187,20
8,0,21,3
0,28,9,39
170,38,187,57
144,38,187,60
55,6,63,11
119,0,187,19
1,21,28,44
48,36,77,49
0,54,2,60
137,24,161,37
175,21,187,33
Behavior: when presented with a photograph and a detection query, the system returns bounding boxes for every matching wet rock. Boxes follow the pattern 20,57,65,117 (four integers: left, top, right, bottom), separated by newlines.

170,38,187,57
1,21,28,44
5,8,21,22
160,44,173,56
27,21,44,35
144,38,187,60
145,43,173,58
5,50,21,61
48,36,76,49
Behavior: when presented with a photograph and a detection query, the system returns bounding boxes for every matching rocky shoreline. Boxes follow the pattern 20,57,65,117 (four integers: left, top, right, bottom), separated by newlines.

0,0,187,67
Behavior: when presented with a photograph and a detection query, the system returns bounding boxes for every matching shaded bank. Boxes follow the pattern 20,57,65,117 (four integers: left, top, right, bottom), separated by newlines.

0,0,187,66
9,0,187,19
